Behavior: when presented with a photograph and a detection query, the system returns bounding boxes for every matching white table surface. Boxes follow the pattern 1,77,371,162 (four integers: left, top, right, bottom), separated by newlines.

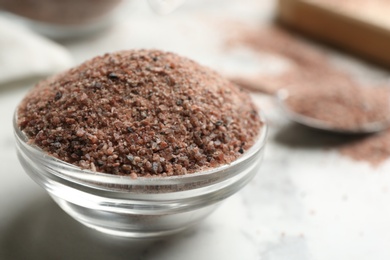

1,0,390,259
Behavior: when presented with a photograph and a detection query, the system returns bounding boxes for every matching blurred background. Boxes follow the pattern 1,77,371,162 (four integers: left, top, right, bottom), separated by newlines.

2,0,390,259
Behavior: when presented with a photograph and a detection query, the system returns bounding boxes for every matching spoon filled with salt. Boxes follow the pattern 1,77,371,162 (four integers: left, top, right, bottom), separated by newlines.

276,84,390,134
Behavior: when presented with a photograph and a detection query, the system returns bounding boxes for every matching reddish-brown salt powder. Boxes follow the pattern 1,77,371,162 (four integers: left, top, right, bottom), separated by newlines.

224,23,390,165
339,130,390,166
284,84,390,131
17,49,263,177
225,25,355,95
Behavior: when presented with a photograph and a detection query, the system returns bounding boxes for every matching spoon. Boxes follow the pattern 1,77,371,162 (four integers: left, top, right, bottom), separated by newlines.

276,89,390,134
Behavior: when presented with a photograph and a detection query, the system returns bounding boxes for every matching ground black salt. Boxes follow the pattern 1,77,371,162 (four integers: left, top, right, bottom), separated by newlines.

224,23,390,164
284,83,390,131
17,49,263,178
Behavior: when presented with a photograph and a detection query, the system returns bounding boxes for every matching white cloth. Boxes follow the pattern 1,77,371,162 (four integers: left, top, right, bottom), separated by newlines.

0,16,73,86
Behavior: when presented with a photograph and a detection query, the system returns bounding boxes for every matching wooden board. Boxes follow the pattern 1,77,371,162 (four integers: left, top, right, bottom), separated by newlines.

277,0,390,68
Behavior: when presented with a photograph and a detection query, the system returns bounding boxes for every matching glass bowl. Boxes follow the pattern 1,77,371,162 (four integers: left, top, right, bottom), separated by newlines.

13,112,267,238
0,0,124,40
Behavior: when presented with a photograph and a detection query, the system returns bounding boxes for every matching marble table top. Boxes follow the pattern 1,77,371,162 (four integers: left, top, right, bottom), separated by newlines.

1,0,390,259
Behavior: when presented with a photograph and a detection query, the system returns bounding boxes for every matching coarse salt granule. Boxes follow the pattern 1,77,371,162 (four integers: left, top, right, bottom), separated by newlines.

18,49,263,177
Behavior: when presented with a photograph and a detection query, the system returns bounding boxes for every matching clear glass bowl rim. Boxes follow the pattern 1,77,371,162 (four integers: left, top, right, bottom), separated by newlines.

14,108,267,187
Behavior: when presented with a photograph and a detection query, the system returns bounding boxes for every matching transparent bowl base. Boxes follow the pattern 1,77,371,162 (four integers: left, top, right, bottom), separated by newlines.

50,195,220,238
